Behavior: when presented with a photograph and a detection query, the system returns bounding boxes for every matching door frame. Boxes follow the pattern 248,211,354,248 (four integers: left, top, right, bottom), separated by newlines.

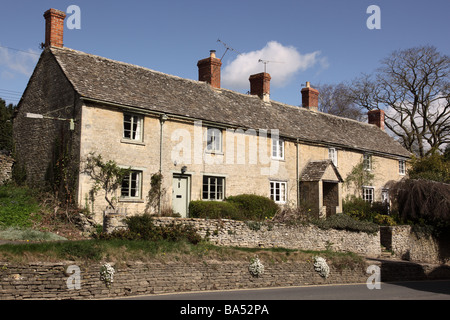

172,173,191,218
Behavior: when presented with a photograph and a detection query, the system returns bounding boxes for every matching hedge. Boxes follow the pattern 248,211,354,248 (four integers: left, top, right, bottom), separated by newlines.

189,194,279,221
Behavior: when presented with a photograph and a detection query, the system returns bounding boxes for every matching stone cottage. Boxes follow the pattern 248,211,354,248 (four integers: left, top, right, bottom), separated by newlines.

13,8,411,224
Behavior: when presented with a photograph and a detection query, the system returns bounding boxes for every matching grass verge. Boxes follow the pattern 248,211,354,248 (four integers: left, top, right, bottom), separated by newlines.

0,239,366,271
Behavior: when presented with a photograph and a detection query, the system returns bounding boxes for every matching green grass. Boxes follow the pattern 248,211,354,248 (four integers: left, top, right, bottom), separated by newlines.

0,238,366,270
0,184,41,228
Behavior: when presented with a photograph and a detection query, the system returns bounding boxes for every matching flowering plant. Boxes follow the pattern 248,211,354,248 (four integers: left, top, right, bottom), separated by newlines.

248,256,264,277
100,263,115,287
313,256,330,278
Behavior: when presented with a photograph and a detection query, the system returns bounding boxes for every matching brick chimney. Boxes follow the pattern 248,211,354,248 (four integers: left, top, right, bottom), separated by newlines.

368,109,385,130
249,72,271,102
301,82,319,112
197,50,222,89
44,9,67,48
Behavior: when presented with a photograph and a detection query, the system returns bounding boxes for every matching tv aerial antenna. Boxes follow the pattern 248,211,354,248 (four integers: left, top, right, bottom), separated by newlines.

217,39,242,60
258,59,284,73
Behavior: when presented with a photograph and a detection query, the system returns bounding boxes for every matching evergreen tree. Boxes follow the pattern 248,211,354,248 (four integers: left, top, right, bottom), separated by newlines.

0,98,14,153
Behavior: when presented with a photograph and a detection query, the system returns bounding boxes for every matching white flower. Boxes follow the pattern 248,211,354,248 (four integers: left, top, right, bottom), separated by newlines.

313,256,330,278
100,263,115,287
248,256,265,277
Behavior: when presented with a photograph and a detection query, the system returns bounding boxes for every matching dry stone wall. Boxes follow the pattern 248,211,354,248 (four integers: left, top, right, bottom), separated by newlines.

2,258,450,300
105,216,381,257
381,226,449,264
0,154,13,184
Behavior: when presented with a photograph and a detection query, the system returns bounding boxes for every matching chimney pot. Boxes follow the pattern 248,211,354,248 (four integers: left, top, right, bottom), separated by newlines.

301,82,319,111
44,8,66,48
197,51,222,88
368,109,385,130
249,72,271,102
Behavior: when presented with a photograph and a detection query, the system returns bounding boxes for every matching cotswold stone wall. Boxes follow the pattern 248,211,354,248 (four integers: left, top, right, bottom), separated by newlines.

105,216,381,257
0,154,13,184
381,226,450,264
0,260,368,300
2,259,450,300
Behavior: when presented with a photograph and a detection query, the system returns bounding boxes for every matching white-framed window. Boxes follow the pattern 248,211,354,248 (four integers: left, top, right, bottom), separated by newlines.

202,176,225,200
399,160,406,175
123,113,143,141
363,187,374,203
206,128,222,153
329,148,338,167
272,138,284,160
270,181,287,204
363,154,372,171
121,170,142,199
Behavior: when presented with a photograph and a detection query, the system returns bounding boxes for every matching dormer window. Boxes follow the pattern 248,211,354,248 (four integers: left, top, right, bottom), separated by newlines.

329,148,338,167
363,154,372,171
206,127,222,153
272,138,284,160
123,113,143,142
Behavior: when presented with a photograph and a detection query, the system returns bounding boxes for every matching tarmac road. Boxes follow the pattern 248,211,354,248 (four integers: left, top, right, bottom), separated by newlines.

121,280,450,300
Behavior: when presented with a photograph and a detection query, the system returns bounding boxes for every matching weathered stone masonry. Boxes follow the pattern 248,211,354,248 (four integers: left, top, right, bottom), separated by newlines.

1,258,449,300
105,216,381,257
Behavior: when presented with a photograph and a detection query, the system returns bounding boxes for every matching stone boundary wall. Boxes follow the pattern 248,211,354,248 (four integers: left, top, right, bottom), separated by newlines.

1,259,450,300
380,226,449,264
105,216,381,257
0,154,13,184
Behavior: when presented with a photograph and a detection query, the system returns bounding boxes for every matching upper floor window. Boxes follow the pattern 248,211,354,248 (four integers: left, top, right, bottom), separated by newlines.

123,114,143,141
399,160,406,175
272,138,284,160
363,154,372,171
329,148,338,167
206,127,222,153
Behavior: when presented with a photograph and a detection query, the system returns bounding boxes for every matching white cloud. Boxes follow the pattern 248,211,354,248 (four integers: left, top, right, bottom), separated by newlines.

0,45,40,78
221,41,328,90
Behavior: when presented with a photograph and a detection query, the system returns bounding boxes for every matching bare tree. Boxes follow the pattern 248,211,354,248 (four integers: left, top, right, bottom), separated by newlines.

350,46,450,157
316,83,365,121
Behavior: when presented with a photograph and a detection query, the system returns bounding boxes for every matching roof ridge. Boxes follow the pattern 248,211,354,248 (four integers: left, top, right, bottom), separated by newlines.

50,46,203,86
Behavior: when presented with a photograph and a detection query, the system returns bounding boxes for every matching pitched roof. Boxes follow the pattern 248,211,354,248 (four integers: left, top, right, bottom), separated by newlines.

300,160,344,182
49,47,411,158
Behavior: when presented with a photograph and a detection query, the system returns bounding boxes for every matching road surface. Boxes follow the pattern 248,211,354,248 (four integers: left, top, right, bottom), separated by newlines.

120,280,450,300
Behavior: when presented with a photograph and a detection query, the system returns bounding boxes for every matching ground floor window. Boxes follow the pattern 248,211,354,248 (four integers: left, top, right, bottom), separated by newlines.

202,176,225,200
363,187,374,203
270,181,287,204
121,171,142,199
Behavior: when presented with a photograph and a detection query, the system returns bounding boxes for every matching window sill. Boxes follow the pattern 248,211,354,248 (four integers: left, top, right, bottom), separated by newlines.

205,150,224,155
121,138,145,146
119,198,144,203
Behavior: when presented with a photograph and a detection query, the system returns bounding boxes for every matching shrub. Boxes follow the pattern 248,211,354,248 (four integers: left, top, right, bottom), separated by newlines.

97,214,202,244
343,196,390,223
189,201,240,220
189,195,279,221
313,213,379,234
225,194,279,220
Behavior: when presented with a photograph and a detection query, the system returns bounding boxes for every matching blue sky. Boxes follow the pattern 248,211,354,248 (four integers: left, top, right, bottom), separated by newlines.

0,0,449,107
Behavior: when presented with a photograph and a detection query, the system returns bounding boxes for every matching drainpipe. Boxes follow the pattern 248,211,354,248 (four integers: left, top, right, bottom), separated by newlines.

159,114,168,215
